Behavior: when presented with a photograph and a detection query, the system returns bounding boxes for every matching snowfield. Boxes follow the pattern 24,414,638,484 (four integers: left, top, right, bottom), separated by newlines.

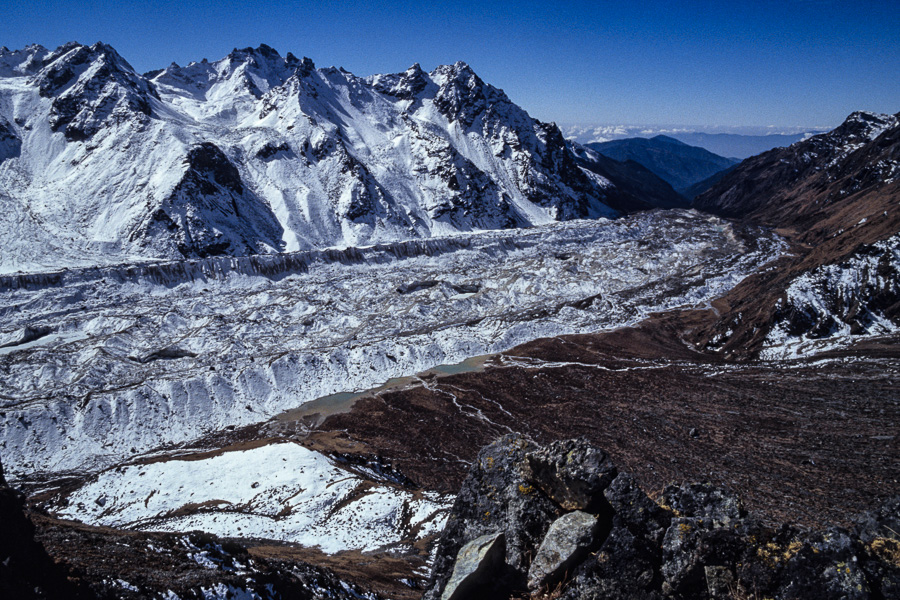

0,210,782,479
57,441,450,553
761,232,900,359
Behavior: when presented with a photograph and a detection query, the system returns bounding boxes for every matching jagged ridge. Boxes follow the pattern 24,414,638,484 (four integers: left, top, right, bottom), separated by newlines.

0,42,679,272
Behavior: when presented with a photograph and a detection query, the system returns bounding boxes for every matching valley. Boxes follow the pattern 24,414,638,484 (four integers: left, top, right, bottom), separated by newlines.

0,39,898,600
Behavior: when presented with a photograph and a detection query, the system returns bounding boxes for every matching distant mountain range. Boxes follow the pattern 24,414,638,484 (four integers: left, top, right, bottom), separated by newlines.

0,42,679,272
664,131,816,160
563,125,821,159
586,135,739,193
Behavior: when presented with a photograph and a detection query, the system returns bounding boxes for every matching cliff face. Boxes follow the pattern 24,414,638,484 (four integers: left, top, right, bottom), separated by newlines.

424,435,900,600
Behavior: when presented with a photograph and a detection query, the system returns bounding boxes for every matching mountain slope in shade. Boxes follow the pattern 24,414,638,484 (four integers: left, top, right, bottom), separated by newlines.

694,111,900,238
569,142,688,210
667,131,815,160
680,163,738,200
0,42,677,273
690,110,900,357
587,134,738,192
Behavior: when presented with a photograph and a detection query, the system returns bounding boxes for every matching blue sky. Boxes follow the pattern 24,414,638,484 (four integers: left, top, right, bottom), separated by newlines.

3,0,898,129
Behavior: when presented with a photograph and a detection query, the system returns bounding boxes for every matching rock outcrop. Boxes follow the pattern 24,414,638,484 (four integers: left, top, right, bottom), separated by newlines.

424,435,900,600
0,457,86,599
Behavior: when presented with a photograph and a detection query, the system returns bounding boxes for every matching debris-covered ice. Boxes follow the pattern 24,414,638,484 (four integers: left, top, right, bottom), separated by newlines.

0,211,782,478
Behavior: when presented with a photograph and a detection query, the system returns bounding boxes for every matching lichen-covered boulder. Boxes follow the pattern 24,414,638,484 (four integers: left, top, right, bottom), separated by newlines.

524,438,617,511
560,473,673,600
854,497,900,599
528,511,601,591
440,532,506,600
661,482,744,527
424,434,561,599
660,483,751,596
604,473,671,547
426,436,897,600
771,528,872,600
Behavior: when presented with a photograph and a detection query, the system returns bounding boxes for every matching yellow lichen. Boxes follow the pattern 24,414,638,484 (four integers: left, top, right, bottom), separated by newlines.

755,539,804,566
518,483,535,495
870,537,900,568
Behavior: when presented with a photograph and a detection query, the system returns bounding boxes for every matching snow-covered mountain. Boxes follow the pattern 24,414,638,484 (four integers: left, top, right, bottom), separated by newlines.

0,42,678,272
691,110,900,357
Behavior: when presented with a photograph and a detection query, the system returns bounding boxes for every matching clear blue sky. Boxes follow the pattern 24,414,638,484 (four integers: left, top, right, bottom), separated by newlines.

3,0,898,129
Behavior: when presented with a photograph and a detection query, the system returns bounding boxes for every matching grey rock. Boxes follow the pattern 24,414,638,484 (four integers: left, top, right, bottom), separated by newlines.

561,519,664,600
604,473,671,547
441,532,506,600
557,473,673,600
524,438,617,511
528,511,601,591
705,565,734,598
660,485,752,597
772,528,873,600
424,434,560,599
854,496,900,545
661,482,744,528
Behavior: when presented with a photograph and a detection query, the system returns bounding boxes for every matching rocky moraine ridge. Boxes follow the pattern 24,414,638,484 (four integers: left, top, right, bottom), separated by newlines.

424,435,900,600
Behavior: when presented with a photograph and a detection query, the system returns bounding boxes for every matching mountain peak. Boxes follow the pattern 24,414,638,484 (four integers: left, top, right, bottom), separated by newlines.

230,44,281,59
651,134,687,146
32,41,156,141
431,61,477,80
0,43,50,76
834,110,897,141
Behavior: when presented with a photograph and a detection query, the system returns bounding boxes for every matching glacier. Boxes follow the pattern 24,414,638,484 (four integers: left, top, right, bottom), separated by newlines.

0,211,783,479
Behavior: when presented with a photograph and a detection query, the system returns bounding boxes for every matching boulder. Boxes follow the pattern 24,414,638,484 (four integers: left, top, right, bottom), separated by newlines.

660,483,752,596
561,518,664,600
524,438,617,511
528,511,601,591
441,532,506,600
426,436,900,600
424,434,561,599
559,473,673,600
604,473,671,547
773,528,872,600
854,496,900,545
661,482,744,527
854,497,900,599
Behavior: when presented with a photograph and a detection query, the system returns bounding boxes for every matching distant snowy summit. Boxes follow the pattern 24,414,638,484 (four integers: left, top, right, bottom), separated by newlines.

0,42,679,272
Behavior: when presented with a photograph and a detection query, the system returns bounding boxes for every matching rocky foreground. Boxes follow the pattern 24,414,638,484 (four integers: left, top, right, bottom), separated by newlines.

424,435,900,600
3,435,900,599
0,457,386,599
